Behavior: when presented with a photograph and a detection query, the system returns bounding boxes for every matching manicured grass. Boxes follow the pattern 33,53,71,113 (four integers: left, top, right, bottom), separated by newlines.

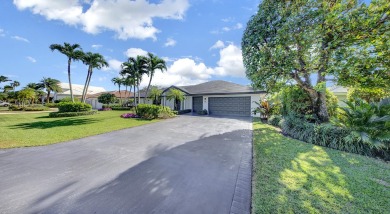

252,120,390,214
0,111,157,148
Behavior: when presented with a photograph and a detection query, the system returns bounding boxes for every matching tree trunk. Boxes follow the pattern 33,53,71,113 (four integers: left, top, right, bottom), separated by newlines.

81,69,90,103
144,76,153,104
304,88,329,123
118,85,122,105
68,58,74,103
83,67,93,103
46,90,51,103
133,85,136,107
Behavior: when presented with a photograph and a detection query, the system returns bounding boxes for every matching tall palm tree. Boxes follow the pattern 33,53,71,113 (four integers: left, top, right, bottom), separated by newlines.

123,75,135,105
40,77,62,103
25,83,42,90
112,77,123,104
49,42,84,102
120,56,148,106
10,81,20,91
144,53,167,103
81,52,108,103
166,88,185,110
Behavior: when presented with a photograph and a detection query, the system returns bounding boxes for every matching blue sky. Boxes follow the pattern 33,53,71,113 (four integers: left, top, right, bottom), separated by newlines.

0,0,260,91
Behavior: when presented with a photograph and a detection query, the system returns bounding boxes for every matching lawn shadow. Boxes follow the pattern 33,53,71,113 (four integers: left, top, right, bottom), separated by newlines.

252,123,356,213
10,117,102,130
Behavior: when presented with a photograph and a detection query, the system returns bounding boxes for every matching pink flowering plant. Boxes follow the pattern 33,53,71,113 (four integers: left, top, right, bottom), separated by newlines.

120,113,139,118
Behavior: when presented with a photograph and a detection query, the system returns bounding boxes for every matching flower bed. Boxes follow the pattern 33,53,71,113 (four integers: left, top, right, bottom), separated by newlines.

120,113,139,118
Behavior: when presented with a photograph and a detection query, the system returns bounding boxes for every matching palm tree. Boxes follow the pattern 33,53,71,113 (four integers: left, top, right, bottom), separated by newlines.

144,53,167,103
120,56,148,106
49,42,84,102
25,83,42,90
123,75,135,105
148,86,163,105
166,88,185,110
10,81,20,91
112,77,123,105
81,52,108,103
0,75,11,83
40,77,62,103
3,85,13,92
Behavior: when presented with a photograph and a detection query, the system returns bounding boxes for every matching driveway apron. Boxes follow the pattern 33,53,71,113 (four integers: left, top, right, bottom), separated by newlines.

0,115,252,214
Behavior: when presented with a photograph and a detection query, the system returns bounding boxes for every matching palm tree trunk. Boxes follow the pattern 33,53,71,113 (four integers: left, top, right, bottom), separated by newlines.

68,58,74,103
84,68,93,103
137,81,140,106
81,69,90,103
133,85,136,106
119,85,122,105
46,90,51,103
145,76,153,104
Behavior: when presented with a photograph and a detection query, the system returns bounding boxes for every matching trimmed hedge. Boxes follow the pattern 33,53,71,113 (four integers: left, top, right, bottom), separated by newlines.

111,107,133,111
136,104,161,119
58,102,92,112
45,103,58,108
9,105,49,111
49,110,98,118
278,115,389,160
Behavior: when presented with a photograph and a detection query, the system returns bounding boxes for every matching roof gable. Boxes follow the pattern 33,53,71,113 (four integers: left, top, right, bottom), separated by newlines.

176,80,259,95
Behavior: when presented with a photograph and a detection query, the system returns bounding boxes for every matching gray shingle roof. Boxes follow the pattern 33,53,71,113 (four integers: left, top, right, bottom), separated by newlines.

166,80,261,95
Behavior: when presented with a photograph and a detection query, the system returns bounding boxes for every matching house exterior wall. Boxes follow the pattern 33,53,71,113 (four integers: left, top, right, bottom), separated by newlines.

200,93,263,117
335,94,347,107
86,98,103,109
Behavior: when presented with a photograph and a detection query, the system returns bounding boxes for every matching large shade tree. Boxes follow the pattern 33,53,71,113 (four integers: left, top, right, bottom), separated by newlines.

40,77,62,103
81,52,109,103
49,43,84,103
242,0,389,122
144,53,167,103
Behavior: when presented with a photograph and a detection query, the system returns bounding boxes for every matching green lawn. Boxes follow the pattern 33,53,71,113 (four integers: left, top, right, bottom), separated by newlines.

252,120,390,214
0,107,9,111
0,111,157,148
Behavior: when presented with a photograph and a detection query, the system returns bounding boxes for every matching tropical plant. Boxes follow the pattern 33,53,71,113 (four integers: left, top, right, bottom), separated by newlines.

25,83,42,90
120,56,148,106
144,53,167,103
10,81,20,91
148,86,162,105
81,52,108,103
40,77,62,103
111,77,123,105
123,76,135,104
242,0,389,122
0,75,11,83
332,98,390,148
253,99,280,119
166,88,185,110
98,93,115,105
18,88,36,106
49,42,84,102
3,85,13,93
347,87,390,103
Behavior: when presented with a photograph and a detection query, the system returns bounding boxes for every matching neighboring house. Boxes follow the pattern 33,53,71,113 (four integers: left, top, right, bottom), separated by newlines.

53,83,106,101
86,91,134,109
161,80,265,117
329,85,348,106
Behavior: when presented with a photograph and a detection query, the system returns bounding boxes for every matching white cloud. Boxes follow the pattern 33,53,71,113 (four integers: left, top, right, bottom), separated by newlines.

91,44,102,49
11,36,30,43
210,40,225,50
124,48,148,58
0,29,5,37
211,22,243,34
98,76,107,82
164,38,176,47
214,44,245,77
105,59,122,72
26,56,36,63
13,0,190,40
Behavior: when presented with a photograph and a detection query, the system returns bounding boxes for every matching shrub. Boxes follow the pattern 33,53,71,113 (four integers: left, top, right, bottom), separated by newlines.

24,105,49,111
98,108,112,111
112,107,133,111
197,109,208,115
280,115,389,160
8,105,23,111
49,110,98,118
268,115,282,127
159,106,176,119
177,109,191,115
58,97,80,103
58,102,92,112
45,103,58,108
98,93,115,105
136,104,161,119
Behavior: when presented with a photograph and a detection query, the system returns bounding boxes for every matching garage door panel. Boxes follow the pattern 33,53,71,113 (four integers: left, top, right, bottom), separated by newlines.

208,97,251,117
193,96,203,113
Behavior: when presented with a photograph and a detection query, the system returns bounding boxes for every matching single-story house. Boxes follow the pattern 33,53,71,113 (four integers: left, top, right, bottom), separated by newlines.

161,80,265,117
328,85,348,106
86,90,134,109
53,83,106,101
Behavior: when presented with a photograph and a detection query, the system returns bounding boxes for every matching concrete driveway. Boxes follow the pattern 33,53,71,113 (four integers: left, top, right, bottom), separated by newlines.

0,115,252,214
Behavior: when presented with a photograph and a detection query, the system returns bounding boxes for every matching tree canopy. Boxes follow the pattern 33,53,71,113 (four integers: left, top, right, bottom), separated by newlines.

242,0,389,122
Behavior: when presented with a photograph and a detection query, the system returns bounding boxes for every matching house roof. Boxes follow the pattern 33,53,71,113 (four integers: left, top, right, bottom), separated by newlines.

87,90,134,99
57,83,106,96
163,80,263,95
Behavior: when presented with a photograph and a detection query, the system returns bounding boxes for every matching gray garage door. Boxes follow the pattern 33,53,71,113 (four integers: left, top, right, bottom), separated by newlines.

193,96,203,113
208,97,251,116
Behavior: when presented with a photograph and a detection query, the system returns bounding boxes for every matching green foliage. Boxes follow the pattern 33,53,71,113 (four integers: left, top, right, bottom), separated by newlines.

97,93,115,105
158,106,176,119
177,109,191,115
136,104,161,119
325,89,339,118
148,86,163,105
111,107,133,111
18,88,36,104
9,104,49,111
8,105,23,111
347,87,390,103
45,103,58,108
279,86,313,117
58,102,92,112
332,98,390,148
197,109,208,115
166,88,185,110
253,99,281,118
268,115,282,127
59,97,80,103
49,110,97,118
